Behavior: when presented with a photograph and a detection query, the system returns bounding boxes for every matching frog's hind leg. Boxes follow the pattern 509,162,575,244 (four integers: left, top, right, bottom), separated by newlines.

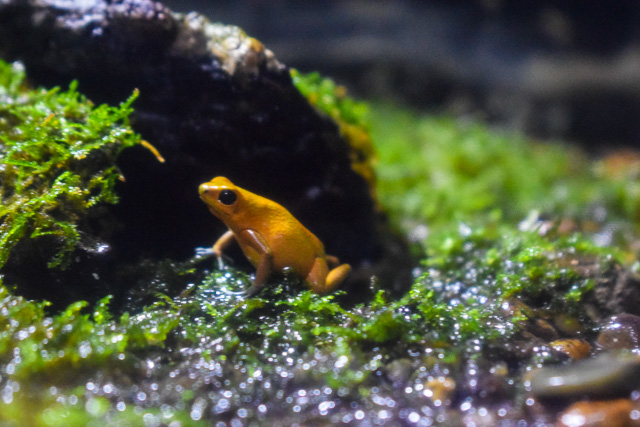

326,263,351,292
307,258,329,294
307,258,351,294
326,255,340,269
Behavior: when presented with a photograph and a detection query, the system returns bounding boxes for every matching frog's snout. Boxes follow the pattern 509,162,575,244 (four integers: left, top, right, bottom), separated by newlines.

199,183,211,197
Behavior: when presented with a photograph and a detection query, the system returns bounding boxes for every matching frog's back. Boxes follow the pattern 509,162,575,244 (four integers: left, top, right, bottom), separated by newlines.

241,191,325,274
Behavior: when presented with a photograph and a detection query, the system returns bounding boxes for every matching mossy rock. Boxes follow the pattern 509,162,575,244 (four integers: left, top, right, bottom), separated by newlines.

0,0,410,306
0,60,144,304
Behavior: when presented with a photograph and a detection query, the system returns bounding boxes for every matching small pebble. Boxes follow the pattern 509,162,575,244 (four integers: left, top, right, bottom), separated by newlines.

553,314,585,336
424,376,456,403
556,399,637,427
597,314,640,351
550,339,591,360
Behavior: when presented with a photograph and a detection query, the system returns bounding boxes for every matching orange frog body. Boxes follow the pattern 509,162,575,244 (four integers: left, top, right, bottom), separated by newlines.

198,176,351,295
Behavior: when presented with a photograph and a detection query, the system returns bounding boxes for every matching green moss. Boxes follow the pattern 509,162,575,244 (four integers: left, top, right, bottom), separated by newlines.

291,70,378,203
290,70,368,129
0,60,141,269
364,101,633,353
371,104,640,254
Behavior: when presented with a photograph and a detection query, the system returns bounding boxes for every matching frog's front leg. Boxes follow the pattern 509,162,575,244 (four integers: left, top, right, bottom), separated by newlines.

236,229,273,296
196,229,235,270
212,230,236,270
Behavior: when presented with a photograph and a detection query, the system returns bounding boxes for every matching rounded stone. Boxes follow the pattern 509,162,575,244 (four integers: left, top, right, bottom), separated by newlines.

530,352,640,399
597,313,640,351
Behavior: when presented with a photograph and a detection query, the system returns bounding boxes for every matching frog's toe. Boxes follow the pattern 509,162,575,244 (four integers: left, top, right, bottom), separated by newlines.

195,246,215,258
215,254,235,270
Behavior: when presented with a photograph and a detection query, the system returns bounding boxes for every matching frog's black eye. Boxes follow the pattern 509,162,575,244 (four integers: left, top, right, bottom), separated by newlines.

218,189,237,205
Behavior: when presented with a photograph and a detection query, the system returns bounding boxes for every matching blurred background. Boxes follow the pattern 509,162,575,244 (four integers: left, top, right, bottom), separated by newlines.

164,0,640,152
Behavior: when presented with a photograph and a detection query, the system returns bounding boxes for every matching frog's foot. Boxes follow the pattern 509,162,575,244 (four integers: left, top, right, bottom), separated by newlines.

326,264,351,292
196,246,213,258
194,247,232,270
195,246,215,259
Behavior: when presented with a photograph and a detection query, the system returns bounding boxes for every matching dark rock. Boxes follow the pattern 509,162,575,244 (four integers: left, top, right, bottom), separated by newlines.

593,267,640,316
166,1,640,150
0,0,408,306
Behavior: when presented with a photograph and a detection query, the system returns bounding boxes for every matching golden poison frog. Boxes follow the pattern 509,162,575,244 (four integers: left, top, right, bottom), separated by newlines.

198,176,351,295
